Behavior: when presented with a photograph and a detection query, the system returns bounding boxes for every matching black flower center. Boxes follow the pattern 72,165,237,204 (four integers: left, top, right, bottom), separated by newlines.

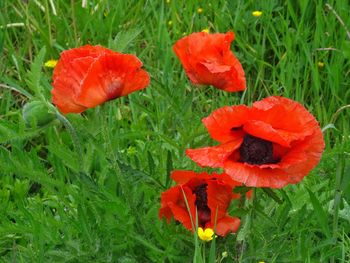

193,184,211,227
239,134,275,165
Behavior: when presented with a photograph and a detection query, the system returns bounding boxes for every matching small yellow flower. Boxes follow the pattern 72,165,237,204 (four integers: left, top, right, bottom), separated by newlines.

198,227,214,242
318,61,325,68
44,59,58,68
252,11,263,17
197,8,203,14
168,20,173,26
201,28,209,33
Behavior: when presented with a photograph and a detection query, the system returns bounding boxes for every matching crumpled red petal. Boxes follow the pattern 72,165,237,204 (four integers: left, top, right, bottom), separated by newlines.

173,31,246,92
202,105,250,143
215,216,240,236
186,139,243,168
52,45,149,114
187,96,325,188
159,186,196,231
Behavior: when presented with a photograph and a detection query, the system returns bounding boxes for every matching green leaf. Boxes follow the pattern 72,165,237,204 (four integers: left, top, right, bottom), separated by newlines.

208,234,216,263
147,150,155,175
0,29,4,55
342,40,350,60
307,188,330,237
109,28,142,52
262,188,283,204
237,214,250,242
166,150,173,188
25,47,46,97
0,76,33,98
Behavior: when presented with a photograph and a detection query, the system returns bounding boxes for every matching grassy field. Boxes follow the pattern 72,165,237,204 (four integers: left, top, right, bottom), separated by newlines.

0,0,349,262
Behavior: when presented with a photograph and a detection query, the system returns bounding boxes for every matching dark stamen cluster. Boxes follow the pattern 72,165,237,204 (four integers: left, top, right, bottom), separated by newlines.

239,134,276,165
193,184,211,227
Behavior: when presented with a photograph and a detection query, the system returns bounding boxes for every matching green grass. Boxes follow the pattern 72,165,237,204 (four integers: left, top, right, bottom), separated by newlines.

0,0,349,262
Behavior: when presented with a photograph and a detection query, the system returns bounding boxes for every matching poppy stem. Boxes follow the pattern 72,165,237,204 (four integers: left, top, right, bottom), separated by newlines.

55,112,83,168
55,110,95,188
331,152,345,263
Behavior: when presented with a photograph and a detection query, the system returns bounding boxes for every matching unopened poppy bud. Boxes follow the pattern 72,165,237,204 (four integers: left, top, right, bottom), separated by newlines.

22,101,56,128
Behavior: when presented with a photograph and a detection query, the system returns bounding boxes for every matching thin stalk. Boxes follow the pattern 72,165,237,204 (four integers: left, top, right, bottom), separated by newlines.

43,0,52,49
70,0,78,46
55,112,83,172
203,243,206,263
331,152,345,263
55,109,96,189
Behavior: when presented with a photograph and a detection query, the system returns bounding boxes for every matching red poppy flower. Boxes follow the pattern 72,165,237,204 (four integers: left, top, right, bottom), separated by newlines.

186,96,325,188
159,170,243,236
51,45,150,114
173,31,246,92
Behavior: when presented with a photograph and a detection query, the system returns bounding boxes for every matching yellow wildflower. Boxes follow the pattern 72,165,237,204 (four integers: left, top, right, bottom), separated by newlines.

201,28,209,33
197,8,203,14
198,227,214,242
252,11,263,17
44,59,58,68
318,61,325,68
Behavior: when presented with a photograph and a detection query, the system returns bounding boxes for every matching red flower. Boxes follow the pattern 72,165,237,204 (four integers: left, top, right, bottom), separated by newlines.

159,170,243,236
173,31,246,92
186,96,325,188
52,45,150,114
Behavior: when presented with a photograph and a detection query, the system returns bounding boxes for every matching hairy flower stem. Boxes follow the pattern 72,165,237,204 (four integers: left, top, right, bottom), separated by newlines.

100,104,129,197
331,152,345,263
55,111,96,189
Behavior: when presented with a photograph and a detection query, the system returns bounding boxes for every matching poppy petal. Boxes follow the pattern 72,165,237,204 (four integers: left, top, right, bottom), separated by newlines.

252,96,319,138
224,129,324,188
76,54,149,108
215,216,240,236
186,139,243,168
207,180,232,220
171,170,207,184
202,105,249,143
51,45,149,114
192,96,325,188
224,160,289,188
173,31,246,92
159,186,196,231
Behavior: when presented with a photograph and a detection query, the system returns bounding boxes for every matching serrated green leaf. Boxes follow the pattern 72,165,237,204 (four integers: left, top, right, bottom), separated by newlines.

307,188,330,237
262,188,283,204
25,47,46,97
0,76,33,98
109,28,142,52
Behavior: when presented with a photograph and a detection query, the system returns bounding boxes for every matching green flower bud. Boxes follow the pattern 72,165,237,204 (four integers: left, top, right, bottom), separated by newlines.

22,101,56,128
